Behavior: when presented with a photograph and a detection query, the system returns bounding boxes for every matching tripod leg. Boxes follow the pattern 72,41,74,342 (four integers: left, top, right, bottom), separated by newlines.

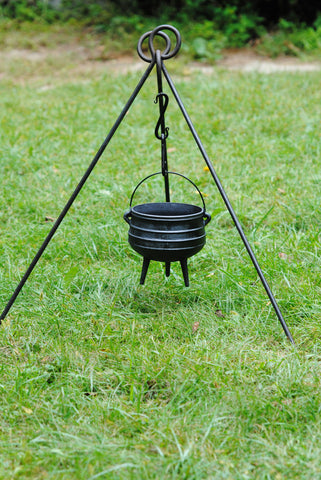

162,64,294,345
165,262,171,277
0,60,156,323
140,258,150,285
180,259,189,287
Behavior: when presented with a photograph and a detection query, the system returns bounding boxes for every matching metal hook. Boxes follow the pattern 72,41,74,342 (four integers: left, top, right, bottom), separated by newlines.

154,92,169,140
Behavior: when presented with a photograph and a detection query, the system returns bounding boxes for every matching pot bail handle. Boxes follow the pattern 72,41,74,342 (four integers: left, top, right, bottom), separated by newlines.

128,171,211,222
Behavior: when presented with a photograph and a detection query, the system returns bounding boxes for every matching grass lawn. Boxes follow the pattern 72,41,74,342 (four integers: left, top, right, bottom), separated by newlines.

1,29,321,479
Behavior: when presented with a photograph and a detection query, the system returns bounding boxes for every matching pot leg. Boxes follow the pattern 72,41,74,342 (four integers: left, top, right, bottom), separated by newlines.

140,257,150,285
180,259,189,287
165,262,171,277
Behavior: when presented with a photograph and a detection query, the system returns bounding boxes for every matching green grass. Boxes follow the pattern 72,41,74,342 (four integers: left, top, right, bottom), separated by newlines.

1,33,321,479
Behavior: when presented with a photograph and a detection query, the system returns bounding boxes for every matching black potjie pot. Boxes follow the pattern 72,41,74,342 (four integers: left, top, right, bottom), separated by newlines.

124,172,211,286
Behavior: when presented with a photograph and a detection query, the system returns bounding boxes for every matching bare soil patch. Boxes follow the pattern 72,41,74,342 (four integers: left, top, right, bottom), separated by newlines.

216,48,321,73
1,44,320,83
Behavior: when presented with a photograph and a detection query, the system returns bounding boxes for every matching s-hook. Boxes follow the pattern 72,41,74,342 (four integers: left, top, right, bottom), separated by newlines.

154,92,169,141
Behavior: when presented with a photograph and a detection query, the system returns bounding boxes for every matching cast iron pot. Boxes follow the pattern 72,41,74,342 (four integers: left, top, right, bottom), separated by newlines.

123,172,211,284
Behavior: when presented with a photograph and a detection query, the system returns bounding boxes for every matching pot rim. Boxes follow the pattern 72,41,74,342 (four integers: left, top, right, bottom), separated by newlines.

130,202,205,220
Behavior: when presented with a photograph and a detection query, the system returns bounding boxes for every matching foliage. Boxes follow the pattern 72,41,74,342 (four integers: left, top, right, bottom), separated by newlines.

0,0,59,22
257,15,321,57
176,8,266,60
1,0,321,58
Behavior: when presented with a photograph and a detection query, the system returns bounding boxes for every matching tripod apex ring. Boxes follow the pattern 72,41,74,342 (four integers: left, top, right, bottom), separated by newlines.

137,24,182,63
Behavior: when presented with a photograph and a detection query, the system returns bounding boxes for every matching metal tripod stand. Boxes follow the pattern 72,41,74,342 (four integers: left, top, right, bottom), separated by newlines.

0,25,294,344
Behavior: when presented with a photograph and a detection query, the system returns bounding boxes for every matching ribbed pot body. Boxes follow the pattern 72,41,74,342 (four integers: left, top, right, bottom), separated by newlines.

126,202,207,262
